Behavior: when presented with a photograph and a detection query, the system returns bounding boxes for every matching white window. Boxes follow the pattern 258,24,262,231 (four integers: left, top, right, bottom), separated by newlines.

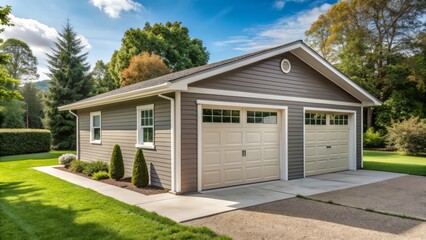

90,111,101,144
136,104,155,149
202,108,240,123
305,113,326,125
247,111,277,124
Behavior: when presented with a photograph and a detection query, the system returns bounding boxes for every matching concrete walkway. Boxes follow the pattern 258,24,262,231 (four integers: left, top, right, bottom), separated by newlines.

34,166,405,222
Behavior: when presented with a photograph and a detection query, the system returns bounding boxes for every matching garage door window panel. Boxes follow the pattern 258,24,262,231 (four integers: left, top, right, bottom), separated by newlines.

305,113,326,125
247,111,277,124
203,108,240,123
330,114,348,125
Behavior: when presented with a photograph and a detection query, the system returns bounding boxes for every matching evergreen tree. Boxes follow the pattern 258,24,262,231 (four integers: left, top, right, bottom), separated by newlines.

132,148,149,187
44,21,91,149
20,82,43,128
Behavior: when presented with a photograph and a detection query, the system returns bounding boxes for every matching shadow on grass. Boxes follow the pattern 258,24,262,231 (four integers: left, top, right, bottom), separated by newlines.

363,161,426,176
0,181,132,240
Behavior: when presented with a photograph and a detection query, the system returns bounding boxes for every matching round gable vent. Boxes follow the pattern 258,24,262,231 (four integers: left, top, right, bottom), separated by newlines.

280,59,291,73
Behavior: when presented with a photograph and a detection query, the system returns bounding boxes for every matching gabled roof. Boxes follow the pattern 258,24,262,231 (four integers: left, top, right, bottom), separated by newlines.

59,40,380,111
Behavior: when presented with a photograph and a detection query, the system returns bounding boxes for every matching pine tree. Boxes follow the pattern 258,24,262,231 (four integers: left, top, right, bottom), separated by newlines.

44,21,91,149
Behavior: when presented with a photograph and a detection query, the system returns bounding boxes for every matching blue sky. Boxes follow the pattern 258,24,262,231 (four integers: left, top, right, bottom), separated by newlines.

1,0,337,80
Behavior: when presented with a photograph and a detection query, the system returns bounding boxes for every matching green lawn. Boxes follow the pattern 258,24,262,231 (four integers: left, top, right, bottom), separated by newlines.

0,151,228,240
363,150,426,176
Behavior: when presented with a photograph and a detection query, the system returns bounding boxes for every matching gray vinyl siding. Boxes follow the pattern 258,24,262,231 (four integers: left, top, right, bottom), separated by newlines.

77,96,171,189
190,52,360,103
180,92,362,193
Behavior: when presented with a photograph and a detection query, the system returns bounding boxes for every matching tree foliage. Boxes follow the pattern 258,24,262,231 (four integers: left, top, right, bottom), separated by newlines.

0,5,21,102
109,21,209,85
44,22,91,149
0,38,39,81
305,0,426,129
387,118,426,156
121,52,171,87
0,100,24,128
20,82,43,128
90,60,118,95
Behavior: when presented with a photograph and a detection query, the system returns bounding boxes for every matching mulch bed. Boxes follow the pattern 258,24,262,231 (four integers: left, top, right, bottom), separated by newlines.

56,167,169,195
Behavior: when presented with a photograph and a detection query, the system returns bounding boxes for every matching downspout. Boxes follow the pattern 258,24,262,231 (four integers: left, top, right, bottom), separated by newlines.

69,110,79,159
158,94,176,193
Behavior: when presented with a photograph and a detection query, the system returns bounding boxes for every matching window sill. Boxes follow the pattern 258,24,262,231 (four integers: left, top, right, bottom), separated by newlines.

135,144,155,149
91,140,102,145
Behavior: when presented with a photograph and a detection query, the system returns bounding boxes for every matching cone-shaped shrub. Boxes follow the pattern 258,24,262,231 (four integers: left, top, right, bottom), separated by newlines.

132,148,149,187
109,144,125,180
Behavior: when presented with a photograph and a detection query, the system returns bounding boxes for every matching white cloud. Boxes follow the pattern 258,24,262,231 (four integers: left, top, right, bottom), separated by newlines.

215,3,331,52
90,0,142,18
2,15,91,80
273,0,286,10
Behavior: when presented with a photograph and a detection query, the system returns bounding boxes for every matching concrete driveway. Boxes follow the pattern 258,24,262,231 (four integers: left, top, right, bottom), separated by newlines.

186,175,426,240
37,166,407,223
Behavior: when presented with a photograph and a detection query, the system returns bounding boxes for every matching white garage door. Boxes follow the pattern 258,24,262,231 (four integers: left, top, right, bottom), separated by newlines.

305,113,350,176
201,107,281,190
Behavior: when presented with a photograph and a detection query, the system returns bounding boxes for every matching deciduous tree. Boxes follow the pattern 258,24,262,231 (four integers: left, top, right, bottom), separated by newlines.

0,38,39,81
121,52,171,87
0,5,21,101
109,21,209,85
305,0,426,129
90,60,118,95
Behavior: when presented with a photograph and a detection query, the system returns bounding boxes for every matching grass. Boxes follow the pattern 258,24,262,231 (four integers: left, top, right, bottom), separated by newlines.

363,150,426,176
0,151,229,240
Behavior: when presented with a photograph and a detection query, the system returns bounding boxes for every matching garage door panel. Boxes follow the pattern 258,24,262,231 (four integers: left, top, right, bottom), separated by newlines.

224,150,242,164
263,132,279,144
305,112,350,177
202,106,281,190
224,131,243,146
263,148,279,161
203,151,221,167
245,166,262,181
223,168,243,184
203,170,221,188
203,132,220,147
245,132,261,144
245,149,261,163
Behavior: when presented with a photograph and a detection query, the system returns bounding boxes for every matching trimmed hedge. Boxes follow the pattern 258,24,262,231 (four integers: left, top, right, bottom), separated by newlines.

0,129,51,156
132,148,149,188
109,144,125,180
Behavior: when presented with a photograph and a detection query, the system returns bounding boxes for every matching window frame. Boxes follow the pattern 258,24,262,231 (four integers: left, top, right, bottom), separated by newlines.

304,112,326,125
202,108,241,123
247,111,278,124
136,104,155,149
90,111,102,144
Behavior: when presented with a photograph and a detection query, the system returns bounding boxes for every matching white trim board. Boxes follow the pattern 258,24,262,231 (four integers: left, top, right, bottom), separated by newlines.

303,107,357,178
190,87,362,107
196,99,288,192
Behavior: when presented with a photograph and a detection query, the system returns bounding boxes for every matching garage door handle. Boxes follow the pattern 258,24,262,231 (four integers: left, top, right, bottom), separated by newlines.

326,146,332,148
242,150,246,156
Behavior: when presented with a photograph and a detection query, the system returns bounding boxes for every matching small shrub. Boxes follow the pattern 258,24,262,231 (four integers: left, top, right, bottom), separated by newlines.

83,160,109,176
69,160,87,173
58,153,77,167
363,127,385,148
92,171,109,180
109,144,125,180
387,118,426,156
0,129,51,156
132,148,149,188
